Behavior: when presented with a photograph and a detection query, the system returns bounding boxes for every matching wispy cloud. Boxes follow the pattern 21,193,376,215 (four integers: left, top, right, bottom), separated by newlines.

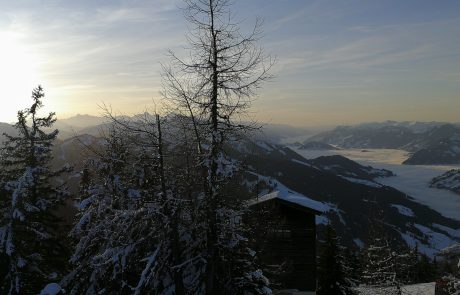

0,0,459,126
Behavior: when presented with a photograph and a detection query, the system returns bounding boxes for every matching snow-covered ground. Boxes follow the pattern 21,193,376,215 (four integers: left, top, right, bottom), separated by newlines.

355,282,435,295
294,148,460,221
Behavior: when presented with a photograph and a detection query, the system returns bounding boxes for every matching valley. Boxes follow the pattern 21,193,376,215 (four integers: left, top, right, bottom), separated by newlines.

294,147,460,220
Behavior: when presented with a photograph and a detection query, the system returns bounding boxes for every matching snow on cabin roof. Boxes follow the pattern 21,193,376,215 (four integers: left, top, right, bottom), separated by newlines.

247,190,327,215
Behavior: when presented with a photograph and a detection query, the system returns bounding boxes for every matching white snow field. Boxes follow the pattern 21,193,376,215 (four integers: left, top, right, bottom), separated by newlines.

294,148,460,220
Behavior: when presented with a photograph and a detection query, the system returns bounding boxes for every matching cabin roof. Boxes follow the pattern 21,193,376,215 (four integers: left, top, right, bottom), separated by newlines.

247,191,325,215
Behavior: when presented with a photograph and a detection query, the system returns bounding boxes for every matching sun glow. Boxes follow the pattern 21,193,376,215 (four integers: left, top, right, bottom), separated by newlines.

0,31,42,123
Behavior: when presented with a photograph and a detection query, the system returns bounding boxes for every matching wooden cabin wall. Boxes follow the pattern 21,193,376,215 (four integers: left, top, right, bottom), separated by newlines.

248,199,317,291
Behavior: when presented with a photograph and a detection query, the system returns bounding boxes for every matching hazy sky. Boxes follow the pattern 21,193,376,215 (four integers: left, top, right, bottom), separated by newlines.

0,0,459,126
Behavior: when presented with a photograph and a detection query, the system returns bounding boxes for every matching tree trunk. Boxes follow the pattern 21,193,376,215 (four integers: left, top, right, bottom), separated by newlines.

206,1,220,293
157,114,185,295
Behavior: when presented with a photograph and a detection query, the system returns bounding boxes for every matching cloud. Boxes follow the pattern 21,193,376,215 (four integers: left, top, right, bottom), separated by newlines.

271,17,460,76
0,0,459,125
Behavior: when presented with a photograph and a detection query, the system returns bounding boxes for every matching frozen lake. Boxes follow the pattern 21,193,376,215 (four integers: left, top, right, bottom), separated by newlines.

294,148,460,221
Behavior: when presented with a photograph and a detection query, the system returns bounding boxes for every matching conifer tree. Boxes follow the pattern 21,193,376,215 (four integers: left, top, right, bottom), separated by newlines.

0,86,69,294
415,252,437,283
317,224,354,295
361,237,400,294
64,127,134,293
64,118,189,294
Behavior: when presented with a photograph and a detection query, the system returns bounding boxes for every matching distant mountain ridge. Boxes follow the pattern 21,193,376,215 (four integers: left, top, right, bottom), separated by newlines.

354,120,457,133
2,118,460,164
297,141,339,150
0,122,17,143
430,169,460,194
55,114,109,130
307,122,460,165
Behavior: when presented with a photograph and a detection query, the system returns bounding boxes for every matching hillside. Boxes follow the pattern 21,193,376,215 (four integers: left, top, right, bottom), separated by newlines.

430,169,460,194
52,133,460,256
228,139,460,256
298,141,339,150
307,122,460,165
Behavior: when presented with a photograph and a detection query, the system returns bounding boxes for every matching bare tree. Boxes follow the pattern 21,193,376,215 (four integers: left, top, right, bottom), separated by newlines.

162,0,273,293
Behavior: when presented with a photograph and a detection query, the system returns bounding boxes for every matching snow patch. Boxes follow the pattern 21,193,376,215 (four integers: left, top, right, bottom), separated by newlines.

432,223,460,239
316,215,330,225
255,141,274,152
40,283,61,295
341,176,383,188
291,158,318,169
400,224,460,257
355,282,435,295
390,204,415,217
354,238,364,248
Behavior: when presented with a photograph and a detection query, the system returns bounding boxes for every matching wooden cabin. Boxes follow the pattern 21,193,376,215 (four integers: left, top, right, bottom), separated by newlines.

247,191,323,294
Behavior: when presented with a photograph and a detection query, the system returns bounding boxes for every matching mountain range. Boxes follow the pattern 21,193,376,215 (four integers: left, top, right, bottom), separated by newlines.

1,116,460,256
228,138,460,256
47,132,460,257
307,122,460,165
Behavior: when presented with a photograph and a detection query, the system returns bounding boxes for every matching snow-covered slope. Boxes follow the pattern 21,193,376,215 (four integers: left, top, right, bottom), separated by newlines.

430,169,460,194
355,282,435,295
228,139,460,257
309,154,394,181
49,131,460,258
307,125,417,150
404,131,460,165
306,122,460,165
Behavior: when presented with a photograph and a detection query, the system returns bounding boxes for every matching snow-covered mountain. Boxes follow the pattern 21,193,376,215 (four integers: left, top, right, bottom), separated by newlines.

403,127,460,165
50,115,318,143
307,125,418,150
55,114,109,131
228,139,460,257
309,155,394,181
430,169,460,194
355,120,455,134
307,122,460,165
0,122,17,143
297,141,339,150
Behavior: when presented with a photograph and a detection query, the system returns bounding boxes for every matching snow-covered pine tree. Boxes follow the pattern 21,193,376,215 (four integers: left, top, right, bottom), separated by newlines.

61,130,137,294
64,116,193,294
361,237,401,294
0,86,70,294
443,258,460,295
392,244,417,285
317,224,354,295
342,246,362,288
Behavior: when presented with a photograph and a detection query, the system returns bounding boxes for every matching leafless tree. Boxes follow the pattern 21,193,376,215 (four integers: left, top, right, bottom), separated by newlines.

162,0,273,293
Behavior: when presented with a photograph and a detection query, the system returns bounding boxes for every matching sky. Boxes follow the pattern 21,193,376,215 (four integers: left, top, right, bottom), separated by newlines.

0,0,459,127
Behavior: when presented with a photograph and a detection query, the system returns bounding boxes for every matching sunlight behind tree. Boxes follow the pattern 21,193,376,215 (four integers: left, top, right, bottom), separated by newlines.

0,32,41,122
